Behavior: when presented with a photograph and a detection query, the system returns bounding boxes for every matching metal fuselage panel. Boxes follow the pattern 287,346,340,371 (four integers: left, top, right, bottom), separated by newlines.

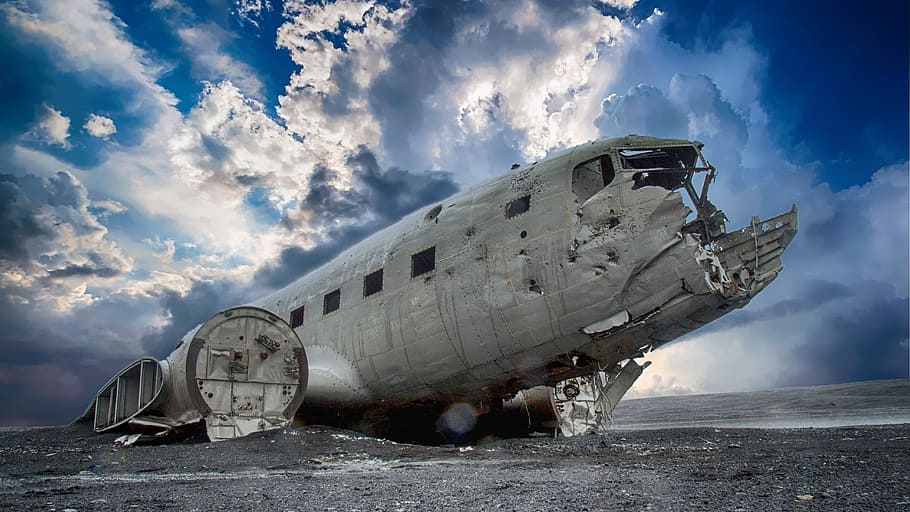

255,136,710,407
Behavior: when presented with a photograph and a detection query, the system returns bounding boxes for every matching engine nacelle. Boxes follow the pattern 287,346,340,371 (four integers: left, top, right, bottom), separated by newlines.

91,306,308,441
499,359,649,436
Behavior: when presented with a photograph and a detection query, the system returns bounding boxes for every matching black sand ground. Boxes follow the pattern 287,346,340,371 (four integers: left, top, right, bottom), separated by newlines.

1,380,908,511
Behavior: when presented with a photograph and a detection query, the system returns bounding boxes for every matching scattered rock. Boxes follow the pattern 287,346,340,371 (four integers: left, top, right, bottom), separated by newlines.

0,421,906,510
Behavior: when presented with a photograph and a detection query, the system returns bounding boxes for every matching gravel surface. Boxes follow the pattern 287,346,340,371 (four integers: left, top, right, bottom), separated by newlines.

1,421,907,511
3,380,909,511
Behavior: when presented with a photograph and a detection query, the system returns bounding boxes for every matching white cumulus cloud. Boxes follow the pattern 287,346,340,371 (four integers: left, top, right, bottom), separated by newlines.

83,113,117,139
29,104,71,148
276,0,410,174
234,0,272,27
0,171,134,310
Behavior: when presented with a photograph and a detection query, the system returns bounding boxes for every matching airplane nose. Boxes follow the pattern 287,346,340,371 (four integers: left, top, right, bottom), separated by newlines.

574,182,798,362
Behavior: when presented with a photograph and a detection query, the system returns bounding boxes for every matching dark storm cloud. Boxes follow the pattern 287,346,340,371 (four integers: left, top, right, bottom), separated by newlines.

256,146,459,289
696,279,856,336
140,279,257,357
678,276,907,385
301,165,369,220
234,174,261,186
0,175,47,262
349,147,459,219
782,292,909,386
0,295,68,366
45,264,121,279
369,1,486,164
2,269,255,425
257,224,377,290
0,356,132,426
0,170,142,424
298,146,458,227
0,292,147,425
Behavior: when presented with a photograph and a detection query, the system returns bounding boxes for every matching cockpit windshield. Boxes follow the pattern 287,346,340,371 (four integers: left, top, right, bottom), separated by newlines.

617,144,724,242
620,146,700,191
569,141,725,243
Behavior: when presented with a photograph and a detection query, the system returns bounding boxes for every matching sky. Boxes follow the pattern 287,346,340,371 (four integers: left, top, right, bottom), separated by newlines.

0,0,907,426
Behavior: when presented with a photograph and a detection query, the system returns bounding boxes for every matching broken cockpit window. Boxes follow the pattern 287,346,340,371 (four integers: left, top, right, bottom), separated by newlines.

619,144,723,242
620,146,699,191
571,155,616,203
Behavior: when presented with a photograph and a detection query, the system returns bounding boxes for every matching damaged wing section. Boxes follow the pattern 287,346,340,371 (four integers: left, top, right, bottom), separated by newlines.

83,306,308,441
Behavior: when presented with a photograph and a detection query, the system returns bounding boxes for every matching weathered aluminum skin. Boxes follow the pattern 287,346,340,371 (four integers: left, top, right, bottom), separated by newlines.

89,135,798,440
254,136,794,407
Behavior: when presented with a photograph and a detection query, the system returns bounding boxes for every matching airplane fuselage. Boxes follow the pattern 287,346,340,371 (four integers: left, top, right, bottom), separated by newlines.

253,135,791,410
88,135,798,441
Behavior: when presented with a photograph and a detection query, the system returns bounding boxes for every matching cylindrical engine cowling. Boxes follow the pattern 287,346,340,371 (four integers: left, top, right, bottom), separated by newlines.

499,387,560,434
91,306,308,441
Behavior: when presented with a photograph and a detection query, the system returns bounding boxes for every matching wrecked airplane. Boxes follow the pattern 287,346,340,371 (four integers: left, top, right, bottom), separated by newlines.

85,135,798,442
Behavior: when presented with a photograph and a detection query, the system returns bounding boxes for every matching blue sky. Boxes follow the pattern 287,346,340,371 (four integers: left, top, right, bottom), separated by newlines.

0,0,907,426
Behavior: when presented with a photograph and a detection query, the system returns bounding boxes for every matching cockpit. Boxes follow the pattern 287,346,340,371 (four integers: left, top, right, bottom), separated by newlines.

571,141,726,243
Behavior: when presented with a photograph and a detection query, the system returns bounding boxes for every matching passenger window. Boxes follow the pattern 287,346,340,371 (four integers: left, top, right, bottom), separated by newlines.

290,305,305,329
411,246,436,277
363,268,383,297
323,289,340,315
506,195,531,218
